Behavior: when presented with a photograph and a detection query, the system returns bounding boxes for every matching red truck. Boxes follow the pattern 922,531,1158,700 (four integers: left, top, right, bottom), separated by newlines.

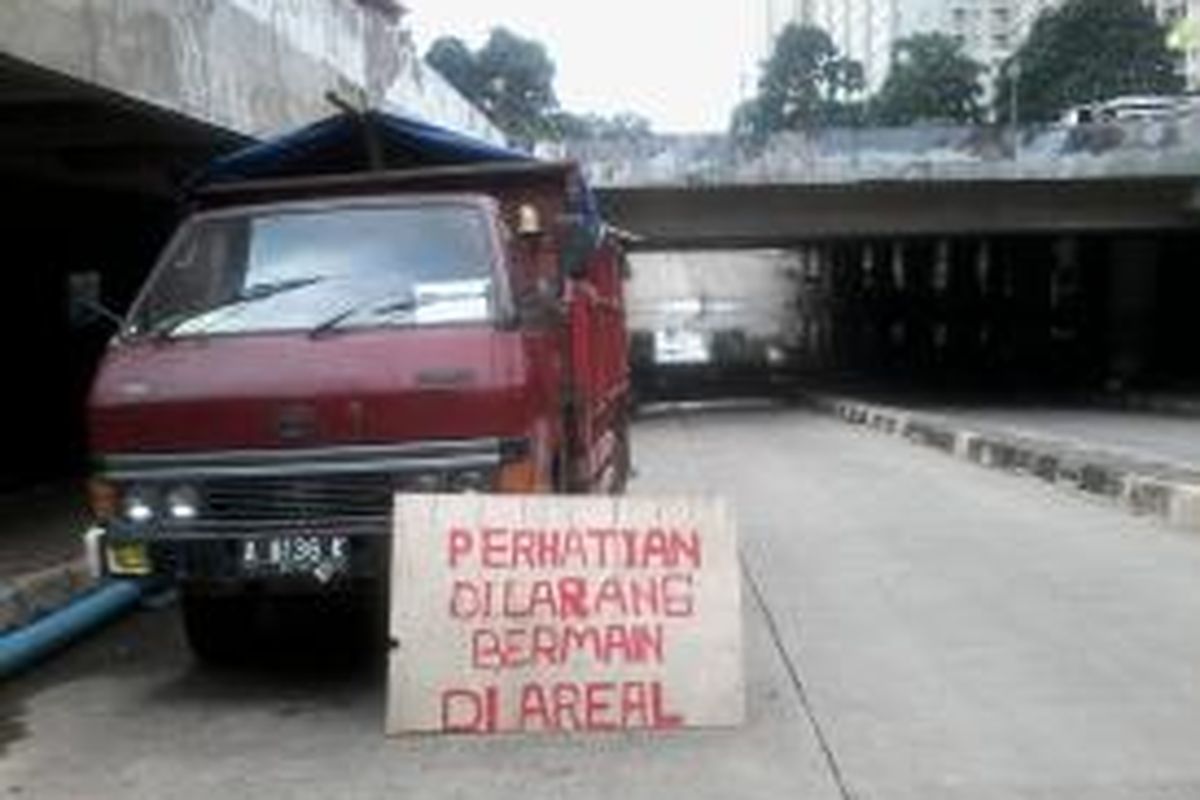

84,116,631,661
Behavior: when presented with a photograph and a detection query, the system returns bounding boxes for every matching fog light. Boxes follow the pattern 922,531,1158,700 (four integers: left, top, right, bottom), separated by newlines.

106,541,152,576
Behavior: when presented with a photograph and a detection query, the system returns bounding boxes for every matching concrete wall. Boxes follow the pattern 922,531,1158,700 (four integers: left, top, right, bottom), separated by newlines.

0,0,503,141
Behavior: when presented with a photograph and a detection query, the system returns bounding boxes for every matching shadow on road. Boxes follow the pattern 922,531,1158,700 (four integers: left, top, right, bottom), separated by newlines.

142,597,386,711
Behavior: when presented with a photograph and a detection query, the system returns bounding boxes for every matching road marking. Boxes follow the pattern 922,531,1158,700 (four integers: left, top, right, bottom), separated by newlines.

741,555,856,800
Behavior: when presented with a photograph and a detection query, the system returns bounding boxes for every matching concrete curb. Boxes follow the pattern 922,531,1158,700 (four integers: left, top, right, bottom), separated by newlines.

804,393,1200,532
0,558,97,635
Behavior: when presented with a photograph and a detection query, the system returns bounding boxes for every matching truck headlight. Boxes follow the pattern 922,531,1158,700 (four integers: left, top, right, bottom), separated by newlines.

123,486,157,523
166,485,201,520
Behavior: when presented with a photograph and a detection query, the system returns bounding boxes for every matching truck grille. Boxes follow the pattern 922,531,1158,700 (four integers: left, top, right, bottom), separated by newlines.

99,437,509,539
202,474,396,523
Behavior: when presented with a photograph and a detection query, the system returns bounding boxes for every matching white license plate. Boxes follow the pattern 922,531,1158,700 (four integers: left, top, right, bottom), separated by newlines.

240,535,349,577
654,330,711,365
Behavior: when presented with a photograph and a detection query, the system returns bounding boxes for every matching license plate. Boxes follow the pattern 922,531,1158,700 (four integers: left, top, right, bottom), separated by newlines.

654,329,711,365
240,535,349,579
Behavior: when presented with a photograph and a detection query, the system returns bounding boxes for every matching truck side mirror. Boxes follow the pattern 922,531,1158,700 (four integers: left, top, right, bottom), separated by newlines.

557,214,596,279
68,272,124,330
516,203,544,237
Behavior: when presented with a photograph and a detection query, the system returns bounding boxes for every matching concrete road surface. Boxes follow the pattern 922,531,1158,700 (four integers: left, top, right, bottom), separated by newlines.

6,403,1200,799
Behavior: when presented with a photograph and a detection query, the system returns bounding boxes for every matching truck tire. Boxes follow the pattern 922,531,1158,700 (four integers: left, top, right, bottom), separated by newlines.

181,591,258,666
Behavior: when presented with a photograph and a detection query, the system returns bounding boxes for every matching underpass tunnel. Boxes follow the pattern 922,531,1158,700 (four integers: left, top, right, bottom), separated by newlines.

791,232,1200,395
0,56,245,491
625,230,1200,404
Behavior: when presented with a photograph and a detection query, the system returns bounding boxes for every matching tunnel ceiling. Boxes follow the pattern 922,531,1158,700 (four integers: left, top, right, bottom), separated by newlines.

0,55,246,200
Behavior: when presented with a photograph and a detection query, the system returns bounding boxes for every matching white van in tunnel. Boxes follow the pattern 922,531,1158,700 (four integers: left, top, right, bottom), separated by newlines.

626,251,799,402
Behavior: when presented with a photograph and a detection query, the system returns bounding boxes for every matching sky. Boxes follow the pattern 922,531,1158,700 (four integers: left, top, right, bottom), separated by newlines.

407,1,769,133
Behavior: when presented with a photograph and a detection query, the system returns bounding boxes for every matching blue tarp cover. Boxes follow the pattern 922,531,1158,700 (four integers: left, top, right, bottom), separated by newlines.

193,111,602,238
196,111,530,185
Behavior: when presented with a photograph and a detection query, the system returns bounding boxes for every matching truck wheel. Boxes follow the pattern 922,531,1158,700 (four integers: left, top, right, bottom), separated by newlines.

181,591,258,666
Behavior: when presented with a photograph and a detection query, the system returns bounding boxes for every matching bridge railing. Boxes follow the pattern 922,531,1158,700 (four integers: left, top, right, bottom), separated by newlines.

544,111,1200,188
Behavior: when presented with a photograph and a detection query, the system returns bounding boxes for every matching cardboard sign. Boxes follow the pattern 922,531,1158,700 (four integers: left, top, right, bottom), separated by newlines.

387,494,743,735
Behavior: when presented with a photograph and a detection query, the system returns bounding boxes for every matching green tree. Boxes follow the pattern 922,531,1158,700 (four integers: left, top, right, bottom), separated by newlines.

733,23,866,144
870,33,986,125
730,97,769,146
426,36,483,103
426,27,559,146
475,28,558,142
994,0,1184,123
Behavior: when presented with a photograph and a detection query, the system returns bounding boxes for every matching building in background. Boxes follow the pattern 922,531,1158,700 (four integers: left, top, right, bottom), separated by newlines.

940,1,1055,102
762,0,1034,95
764,0,908,92
763,0,1198,106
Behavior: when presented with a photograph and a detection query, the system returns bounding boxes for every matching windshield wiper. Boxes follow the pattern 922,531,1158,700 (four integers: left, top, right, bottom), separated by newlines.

308,290,417,339
143,276,326,340
236,276,325,302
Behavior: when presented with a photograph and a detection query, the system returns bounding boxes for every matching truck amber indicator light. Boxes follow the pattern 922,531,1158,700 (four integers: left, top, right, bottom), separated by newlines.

87,479,119,521
496,456,541,493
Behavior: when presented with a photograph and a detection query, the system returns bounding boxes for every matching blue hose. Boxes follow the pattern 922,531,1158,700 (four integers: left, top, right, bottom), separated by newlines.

0,580,143,679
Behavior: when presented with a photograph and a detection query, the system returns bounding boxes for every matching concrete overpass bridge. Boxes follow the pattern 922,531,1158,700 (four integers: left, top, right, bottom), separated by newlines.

547,119,1200,246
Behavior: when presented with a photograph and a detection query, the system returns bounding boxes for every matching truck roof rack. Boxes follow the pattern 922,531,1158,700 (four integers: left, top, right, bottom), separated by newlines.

192,160,582,208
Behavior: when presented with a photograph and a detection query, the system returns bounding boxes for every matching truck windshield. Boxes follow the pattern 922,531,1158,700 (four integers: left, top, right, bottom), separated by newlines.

124,202,497,339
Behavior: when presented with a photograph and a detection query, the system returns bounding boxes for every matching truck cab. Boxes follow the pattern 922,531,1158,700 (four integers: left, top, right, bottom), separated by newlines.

85,152,631,661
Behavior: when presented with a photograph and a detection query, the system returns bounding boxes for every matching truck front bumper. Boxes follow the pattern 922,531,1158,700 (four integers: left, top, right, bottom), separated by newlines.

95,521,390,592
88,436,527,589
